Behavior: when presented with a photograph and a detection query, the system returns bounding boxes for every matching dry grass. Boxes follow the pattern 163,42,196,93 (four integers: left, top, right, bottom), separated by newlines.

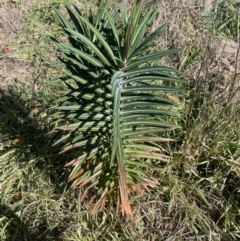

0,0,240,240
0,0,29,89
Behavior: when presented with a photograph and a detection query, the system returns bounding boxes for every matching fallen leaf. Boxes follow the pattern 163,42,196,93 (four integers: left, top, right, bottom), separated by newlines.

2,47,9,53
13,137,25,145
13,191,22,201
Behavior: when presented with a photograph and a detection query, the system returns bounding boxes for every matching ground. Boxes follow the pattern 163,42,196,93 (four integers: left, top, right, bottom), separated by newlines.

0,0,240,240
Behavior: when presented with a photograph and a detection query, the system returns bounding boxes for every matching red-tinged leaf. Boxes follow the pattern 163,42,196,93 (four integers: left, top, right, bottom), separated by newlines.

90,188,109,214
118,163,133,220
125,152,169,161
142,178,159,188
56,126,76,131
128,184,144,194
80,183,96,202
60,136,98,153
65,147,99,167
2,47,9,53
68,169,84,181
78,170,101,187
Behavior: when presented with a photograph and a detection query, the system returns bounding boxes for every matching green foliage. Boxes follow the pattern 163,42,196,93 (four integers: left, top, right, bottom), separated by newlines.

209,1,239,40
50,0,184,218
24,1,69,40
180,40,201,70
170,60,240,238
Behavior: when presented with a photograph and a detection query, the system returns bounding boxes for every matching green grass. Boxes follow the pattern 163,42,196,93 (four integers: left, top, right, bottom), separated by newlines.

0,0,240,240
208,0,240,40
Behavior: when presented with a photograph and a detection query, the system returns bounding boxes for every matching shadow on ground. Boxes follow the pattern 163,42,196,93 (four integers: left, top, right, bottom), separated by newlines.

0,83,74,241
0,204,69,241
0,82,69,169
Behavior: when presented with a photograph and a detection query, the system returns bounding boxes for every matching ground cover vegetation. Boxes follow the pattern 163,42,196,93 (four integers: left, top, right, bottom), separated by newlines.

0,0,240,240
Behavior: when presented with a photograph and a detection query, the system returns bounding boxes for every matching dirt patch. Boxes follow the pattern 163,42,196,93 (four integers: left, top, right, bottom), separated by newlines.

0,55,31,90
0,1,30,90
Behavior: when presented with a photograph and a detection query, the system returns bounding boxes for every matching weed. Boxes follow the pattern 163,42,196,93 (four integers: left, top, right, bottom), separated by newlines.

208,0,240,40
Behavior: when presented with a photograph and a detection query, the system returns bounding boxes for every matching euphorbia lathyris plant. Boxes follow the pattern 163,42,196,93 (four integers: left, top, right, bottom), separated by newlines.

50,0,184,219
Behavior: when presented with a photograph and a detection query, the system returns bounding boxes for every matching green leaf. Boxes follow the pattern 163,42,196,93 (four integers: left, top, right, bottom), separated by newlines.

55,42,105,68
124,74,185,85
65,29,112,66
111,85,122,166
125,49,181,70
78,16,118,66
122,85,183,93
130,7,154,55
130,23,168,59
105,10,121,51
